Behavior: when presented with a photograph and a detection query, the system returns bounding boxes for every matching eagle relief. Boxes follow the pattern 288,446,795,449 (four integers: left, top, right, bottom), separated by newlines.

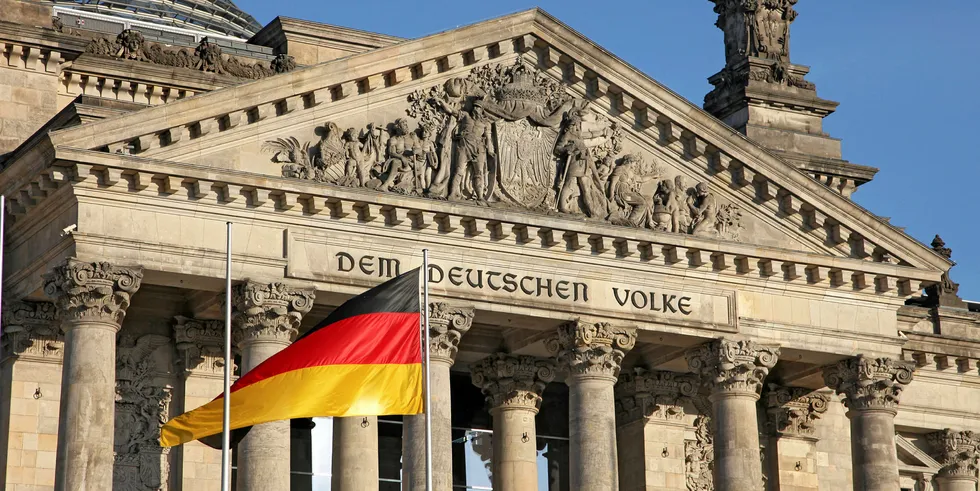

264,58,743,240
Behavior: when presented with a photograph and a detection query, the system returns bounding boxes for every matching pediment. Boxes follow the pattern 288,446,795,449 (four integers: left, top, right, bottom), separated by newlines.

43,8,949,275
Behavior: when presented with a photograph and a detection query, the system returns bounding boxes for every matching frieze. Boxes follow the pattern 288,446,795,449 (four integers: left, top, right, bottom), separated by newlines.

265,58,743,241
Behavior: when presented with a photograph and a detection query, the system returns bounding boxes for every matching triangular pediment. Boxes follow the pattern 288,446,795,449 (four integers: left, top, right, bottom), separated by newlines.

42,8,949,276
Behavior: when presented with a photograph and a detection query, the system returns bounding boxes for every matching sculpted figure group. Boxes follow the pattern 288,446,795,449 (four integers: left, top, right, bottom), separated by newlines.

264,58,742,241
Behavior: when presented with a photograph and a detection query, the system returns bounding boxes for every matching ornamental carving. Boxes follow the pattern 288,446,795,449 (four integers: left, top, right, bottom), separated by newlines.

42,259,143,328
265,58,743,241
927,429,980,478
428,302,474,364
686,339,779,395
230,281,315,346
173,316,234,374
546,320,636,381
616,367,699,423
114,334,173,491
470,353,556,411
764,385,829,437
85,30,294,79
822,356,914,412
712,0,799,65
928,235,967,308
1,300,62,360
685,414,714,491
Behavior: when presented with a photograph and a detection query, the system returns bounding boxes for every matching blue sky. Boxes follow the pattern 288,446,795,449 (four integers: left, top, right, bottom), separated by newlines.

237,0,980,299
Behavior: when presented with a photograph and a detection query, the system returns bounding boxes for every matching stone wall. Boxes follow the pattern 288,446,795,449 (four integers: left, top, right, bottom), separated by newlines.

0,46,62,154
0,356,62,490
814,392,853,491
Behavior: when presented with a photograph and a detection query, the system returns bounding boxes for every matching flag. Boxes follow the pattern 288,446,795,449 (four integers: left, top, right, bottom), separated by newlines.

160,268,424,447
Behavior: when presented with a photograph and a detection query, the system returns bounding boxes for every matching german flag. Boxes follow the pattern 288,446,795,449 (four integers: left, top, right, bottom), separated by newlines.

160,269,424,447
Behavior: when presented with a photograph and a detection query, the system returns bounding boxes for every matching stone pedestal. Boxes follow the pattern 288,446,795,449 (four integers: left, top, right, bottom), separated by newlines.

686,339,780,491
402,303,473,491
43,259,142,491
927,429,979,491
471,353,556,491
823,356,915,491
548,320,637,491
231,281,314,491
332,416,379,491
764,386,830,491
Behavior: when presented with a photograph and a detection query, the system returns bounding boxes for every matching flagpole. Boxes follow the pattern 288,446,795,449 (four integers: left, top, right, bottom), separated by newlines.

0,195,5,345
221,221,232,491
422,249,433,491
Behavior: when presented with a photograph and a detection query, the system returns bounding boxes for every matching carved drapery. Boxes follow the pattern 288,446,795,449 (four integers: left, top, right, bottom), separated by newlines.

927,429,980,479
822,356,915,412
230,281,315,346
764,385,829,437
615,367,699,424
42,259,143,328
546,320,636,381
173,316,233,374
470,353,556,411
685,339,780,396
427,302,474,364
1,300,62,360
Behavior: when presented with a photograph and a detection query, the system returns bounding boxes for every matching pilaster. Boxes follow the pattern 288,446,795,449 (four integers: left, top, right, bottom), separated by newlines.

764,385,830,491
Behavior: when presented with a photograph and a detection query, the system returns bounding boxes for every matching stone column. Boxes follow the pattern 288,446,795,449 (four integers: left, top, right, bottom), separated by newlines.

764,385,830,491
332,416,379,491
0,301,62,489
927,429,979,491
43,259,143,491
231,281,314,491
471,353,556,491
823,356,915,491
547,320,637,491
615,368,698,491
402,303,473,491
686,339,779,491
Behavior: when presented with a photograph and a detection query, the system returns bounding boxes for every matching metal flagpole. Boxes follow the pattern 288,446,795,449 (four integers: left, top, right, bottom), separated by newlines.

0,196,5,345
422,249,433,491
221,221,233,491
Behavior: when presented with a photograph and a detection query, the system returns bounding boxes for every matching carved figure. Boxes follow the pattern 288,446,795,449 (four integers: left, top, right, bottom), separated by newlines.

555,110,611,216
445,101,495,201
316,121,346,182
338,127,367,187
194,37,223,73
262,137,312,179
116,30,147,61
690,182,719,236
381,118,424,194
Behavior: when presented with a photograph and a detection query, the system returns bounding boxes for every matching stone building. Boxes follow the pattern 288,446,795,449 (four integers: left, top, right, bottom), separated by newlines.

1,0,978,490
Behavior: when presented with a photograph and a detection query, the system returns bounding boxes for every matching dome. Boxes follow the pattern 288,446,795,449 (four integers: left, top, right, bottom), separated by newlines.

50,0,262,39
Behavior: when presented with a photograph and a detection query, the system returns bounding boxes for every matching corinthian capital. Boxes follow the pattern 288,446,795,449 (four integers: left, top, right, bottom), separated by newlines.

686,339,780,396
42,259,143,329
764,385,829,438
173,316,234,374
616,367,699,424
546,320,636,382
1,300,62,360
428,302,474,364
822,356,914,412
928,429,980,479
471,353,556,411
231,281,314,346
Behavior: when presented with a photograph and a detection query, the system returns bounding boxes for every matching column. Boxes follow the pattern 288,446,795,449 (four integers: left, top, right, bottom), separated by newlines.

764,385,830,491
686,338,780,491
332,416,379,490
471,353,556,491
927,429,979,491
0,301,62,489
231,281,314,491
547,320,637,491
402,302,473,491
615,368,698,491
823,356,915,491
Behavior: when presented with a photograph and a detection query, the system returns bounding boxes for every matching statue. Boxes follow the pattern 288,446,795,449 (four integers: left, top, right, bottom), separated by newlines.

690,182,719,236
442,100,495,201
381,118,423,194
194,37,223,73
555,110,613,216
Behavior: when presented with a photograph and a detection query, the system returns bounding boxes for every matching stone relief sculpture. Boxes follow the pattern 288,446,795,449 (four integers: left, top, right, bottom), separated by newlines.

265,58,743,241
685,414,714,491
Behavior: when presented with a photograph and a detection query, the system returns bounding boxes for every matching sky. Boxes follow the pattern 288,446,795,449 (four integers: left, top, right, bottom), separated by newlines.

234,0,980,301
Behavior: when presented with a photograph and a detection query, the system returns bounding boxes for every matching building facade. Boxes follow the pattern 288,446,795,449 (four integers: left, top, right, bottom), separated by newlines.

1,1,979,490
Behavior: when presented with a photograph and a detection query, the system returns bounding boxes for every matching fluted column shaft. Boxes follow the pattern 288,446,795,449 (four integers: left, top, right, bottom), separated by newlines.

928,429,979,491
332,416,379,491
823,356,915,491
686,339,780,491
232,281,314,491
548,320,637,491
44,259,143,491
402,303,473,491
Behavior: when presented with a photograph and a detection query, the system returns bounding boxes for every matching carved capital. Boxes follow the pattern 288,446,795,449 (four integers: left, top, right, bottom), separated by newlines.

616,367,699,424
764,385,829,438
928,429,980,479
822,356,914,412
42,259,143,329
546,320,636,382
1,300,62,360
173,316,235,375
428,302,474,364
471,353,556,411
231,281,315,347
686,339,779,396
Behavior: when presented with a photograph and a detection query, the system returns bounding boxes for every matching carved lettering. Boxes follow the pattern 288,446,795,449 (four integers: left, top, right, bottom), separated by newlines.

448,267,464,286
502,273,518,293
679,296,693,315
378,257,401,278
359,255,375,275
487,271,502,290
336,252,355,272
